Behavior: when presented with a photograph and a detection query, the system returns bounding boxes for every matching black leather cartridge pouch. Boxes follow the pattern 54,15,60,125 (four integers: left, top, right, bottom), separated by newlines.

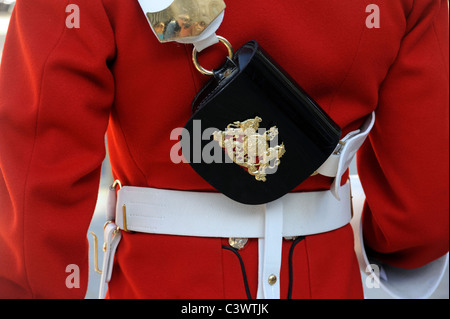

182,40,341,205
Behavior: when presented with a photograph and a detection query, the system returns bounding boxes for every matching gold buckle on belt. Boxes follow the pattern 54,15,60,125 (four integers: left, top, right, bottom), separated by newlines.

89,221,120,275
89,180,122,274
89,231,103,274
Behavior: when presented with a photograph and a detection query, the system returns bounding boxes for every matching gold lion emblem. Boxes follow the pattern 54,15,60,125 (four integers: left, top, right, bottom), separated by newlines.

212,116,286,182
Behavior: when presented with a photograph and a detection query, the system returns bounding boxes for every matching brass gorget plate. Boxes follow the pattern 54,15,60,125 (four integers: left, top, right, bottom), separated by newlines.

145,0,226,42
212,117,286,182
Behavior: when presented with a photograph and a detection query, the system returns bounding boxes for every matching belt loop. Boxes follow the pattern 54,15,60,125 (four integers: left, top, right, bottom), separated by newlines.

98,222,122,299
331,112,375,200
97,179,123,299
122,204,129,232
106,180,121,221
257,199,283,299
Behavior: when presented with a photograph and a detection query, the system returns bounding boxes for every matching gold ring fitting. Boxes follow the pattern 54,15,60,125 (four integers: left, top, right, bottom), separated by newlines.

192,36,234,76
111,179,122,190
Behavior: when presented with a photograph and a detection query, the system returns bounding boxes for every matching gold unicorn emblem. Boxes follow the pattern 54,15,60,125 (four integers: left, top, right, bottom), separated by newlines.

212,116,286,182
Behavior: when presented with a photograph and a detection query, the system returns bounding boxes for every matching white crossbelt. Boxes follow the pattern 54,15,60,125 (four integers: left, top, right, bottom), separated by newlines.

98,113,375,299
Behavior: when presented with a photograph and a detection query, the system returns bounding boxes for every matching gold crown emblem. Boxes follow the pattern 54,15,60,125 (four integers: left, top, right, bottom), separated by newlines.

213,117,286,182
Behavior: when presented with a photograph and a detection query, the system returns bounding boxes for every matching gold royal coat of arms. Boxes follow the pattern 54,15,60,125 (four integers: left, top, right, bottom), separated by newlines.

212,117,286,182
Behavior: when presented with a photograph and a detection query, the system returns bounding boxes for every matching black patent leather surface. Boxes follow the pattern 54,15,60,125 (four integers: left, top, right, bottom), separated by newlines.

183,41,341,205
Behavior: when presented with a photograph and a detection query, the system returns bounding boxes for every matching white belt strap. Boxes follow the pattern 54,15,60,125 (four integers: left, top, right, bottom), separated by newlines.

115,183,351,238
99,221,121,299
98,186,122,299
317,112,375,200
257,200,283,299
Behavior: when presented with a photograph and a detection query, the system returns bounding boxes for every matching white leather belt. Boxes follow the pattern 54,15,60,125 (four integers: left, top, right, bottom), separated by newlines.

97,113,375,299
115,184,351,238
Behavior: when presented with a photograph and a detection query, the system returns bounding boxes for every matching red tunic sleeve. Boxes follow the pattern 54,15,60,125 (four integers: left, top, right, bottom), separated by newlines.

358,0,449,269
0,0,115,298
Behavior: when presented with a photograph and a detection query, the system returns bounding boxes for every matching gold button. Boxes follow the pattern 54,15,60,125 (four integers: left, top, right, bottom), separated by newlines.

228,238,248,250
268,274,277,285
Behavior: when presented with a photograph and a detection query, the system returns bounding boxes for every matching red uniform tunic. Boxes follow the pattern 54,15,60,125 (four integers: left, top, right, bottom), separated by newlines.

0,0,448,298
